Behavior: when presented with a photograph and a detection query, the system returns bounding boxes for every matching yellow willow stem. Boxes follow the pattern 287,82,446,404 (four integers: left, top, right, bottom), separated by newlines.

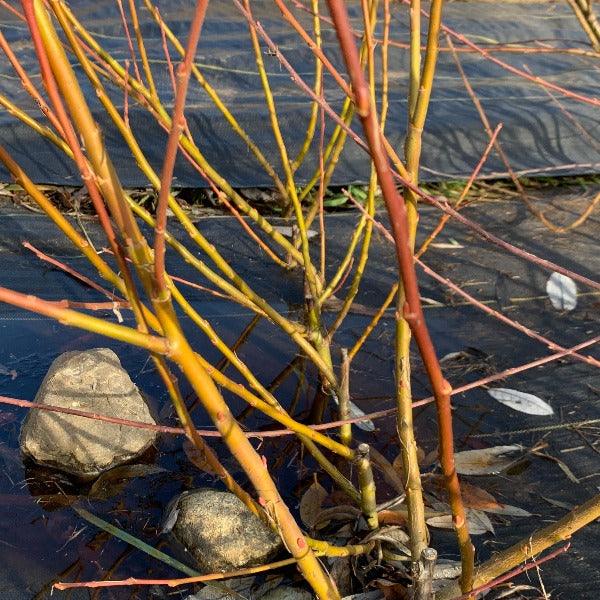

319,208,368,304
291,0,322,173
382,0,391,124
241,0,321,302
437,493,600,600
299,96,354,207
396,0,444,580
167,283,351,459
152,354,263,519
348,281,398,361
326,172,375,338
302,437,359,502
36,0,144,248
299,0,378,210
153,299,340,599
356,443,378,529
57,0,302,264
127,0,157,99
0,286,168,354
125,196,338,386
0,93,71,156
408,0,421,118
325,0,378,335
338,348,352,447
308,539,375,557
142,0,289,202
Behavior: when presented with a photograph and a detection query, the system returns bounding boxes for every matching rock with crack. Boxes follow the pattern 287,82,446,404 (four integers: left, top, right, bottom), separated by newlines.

170,489,283,573
20,348,157,479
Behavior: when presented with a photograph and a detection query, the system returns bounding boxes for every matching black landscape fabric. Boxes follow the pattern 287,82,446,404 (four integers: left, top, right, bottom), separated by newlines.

1,1,600,187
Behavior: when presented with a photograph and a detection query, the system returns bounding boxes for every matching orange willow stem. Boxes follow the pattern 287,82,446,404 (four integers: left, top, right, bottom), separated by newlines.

273,0,351,97
22,0,150,336
154,0,208,293
0,287,168,354
325,0,474,593
154,300,340,599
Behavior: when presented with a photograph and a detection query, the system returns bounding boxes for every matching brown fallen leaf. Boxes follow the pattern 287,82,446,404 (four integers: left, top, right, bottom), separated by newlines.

313,504,361,529
427,509,494,535
300,477,328,529
429,475,500,511
454,445,522,475
377,510,408,526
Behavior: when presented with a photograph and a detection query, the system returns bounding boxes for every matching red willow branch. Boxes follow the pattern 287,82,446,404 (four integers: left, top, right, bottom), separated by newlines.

154,0,209,293
453,543,571,600
404,0,600,108
2,332,599,440
325,0,474,592
243,13,600,292
23,241,126,303
347,192,600,370
290,0,600,60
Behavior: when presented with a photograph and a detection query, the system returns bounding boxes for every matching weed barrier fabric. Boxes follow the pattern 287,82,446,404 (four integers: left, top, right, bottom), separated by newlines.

0,193,599,596
1,1,600,187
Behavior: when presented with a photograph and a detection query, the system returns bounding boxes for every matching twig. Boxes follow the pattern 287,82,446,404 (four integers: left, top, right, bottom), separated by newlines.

325,0,474,592
437,494,600,599
154,0,208,293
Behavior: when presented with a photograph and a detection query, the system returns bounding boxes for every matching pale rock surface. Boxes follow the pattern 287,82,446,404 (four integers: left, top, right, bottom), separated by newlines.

20,348,157,479
171,489,283,573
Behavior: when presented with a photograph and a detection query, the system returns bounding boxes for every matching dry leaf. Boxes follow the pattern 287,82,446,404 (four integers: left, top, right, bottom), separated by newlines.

430,475,497,510
377,510,407,526
329,557,353,596
454,445,522,475
427,509,494,535
299,479,328,529
162,506,179,534
273,225,318,240
485,503,531,517
467,509,495,535
488,388,553,416
546,272,577,311
429,476,530,516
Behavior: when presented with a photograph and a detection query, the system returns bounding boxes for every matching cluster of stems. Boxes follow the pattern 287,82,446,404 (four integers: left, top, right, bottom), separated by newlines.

0,1,598,598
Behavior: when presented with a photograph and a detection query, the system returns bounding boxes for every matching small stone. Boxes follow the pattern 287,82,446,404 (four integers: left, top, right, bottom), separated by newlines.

171,489,283,573
185,577,255,599
260,587,313,600
20,348,157,479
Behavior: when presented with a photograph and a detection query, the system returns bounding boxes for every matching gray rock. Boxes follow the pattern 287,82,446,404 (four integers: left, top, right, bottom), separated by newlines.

185,577,255,599
171,489,283,573
260,587,313,600
20,348,157,479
